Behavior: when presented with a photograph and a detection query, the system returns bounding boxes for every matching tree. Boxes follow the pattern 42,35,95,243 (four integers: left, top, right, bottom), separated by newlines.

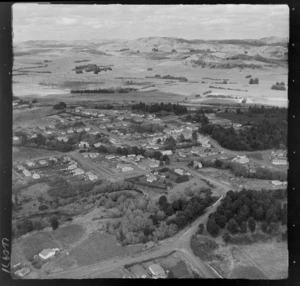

206,218,220,237
227,218,239,235
50,215,59,230
192,131,198,142
222,230,231,243
158,195,168,208
197,223,204,234
240,221,247,233
248,217,256,233
267,222,279,235
179,133,185,143
261,221,268,233
215,214,227,229
254,206,264,221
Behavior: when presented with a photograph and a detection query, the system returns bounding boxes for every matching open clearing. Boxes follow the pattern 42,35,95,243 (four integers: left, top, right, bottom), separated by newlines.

13,224,85,262
13,146,61,162
69,231,144,266
191,235,288,279
238,241,288,279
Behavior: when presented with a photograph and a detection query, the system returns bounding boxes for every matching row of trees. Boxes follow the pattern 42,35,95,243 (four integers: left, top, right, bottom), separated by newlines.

13,215,59,238
205,188,287,238
130,122,164,134
131,102,188,115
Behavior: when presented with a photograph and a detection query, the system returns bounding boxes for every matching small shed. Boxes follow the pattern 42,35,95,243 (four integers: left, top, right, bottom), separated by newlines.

39,248,60,260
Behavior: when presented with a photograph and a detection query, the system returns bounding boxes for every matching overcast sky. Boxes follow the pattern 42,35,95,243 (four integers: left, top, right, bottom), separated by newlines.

13,4,289,42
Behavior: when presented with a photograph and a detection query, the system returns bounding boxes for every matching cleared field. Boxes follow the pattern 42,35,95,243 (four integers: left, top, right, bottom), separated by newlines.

230,265,266,279
238,241,288,279
13,224,85,264
94,267,129,278
13,146,61,162
191,235,287,279
246,152,263,161
52,224,85,247
19,232,61,261
168,260,193,278
69,231,144,266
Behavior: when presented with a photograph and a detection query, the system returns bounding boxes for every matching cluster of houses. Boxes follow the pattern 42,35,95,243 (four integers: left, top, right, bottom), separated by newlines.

232,155,250,164
16,155,98,181
61,156,98,180
126,263,168,279
15,158,54,179
98,153,162,173
271,150,288,166
13,248,61,278
111,154,160,173
271,180,287,186
174,168,190,176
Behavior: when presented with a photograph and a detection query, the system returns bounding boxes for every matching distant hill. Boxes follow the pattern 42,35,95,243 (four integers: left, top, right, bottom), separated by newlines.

14,36,288,69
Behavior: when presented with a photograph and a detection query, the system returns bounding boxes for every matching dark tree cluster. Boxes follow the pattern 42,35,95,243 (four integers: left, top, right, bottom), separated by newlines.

249,77,259,84
200,107,287,151
206,188,287,238
131,102,188,115
185,110,209,124
159,194,216,230
271,82,286,91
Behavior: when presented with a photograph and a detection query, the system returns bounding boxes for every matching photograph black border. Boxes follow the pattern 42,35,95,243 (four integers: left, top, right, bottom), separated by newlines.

1,1,300,285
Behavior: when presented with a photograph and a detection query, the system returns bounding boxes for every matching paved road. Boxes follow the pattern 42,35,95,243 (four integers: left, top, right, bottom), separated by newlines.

45,196,223,279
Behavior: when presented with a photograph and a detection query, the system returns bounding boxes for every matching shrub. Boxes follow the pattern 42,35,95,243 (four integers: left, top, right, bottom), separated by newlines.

227,218,239,235
16,219,33,235
206,218,220,237
32,220,44,231
249,77,259,84
197,223,205,234
175,175,189,183
281,230,287,241
50,215,59,230
248,217,256,233
222,230,231,243
38,205,48,211
261,221,268,233
53,102,66,110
